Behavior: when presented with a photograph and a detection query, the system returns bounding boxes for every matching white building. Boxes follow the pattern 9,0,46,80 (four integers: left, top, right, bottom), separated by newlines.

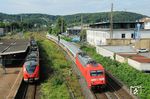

140,17,150,30
96,45,137,59
0,28,4,36
87,29,150,46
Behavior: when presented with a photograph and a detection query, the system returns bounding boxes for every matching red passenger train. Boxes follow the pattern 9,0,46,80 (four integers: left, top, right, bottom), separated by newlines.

76,52,106,89
23,39,39,82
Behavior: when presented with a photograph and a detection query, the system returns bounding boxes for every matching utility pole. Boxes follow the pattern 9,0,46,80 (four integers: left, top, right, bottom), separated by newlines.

110,3,113,45
80,15,83,41
20,15,23,38
58,17,63,44
61,18,63,33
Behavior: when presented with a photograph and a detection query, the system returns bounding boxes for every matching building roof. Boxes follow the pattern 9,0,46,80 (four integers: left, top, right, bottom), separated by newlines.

100,45,136,53
87,28,150,32
90,21,143,25
118,53,150,63
0,39,29,55
89,21,144,30
139,17,150,22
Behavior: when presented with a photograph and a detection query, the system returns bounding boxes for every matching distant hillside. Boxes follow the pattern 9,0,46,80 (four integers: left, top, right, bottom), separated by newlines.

64,11,148,26
0,11,147,26
0,13,57,25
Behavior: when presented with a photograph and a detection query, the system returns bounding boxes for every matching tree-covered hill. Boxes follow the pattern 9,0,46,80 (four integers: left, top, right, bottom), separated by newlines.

0,11,148,26
64,11,148,26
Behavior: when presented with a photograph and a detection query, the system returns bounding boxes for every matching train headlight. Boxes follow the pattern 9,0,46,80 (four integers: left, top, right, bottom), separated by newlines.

91,78,105,82
91,79,96,82
99,78,105,81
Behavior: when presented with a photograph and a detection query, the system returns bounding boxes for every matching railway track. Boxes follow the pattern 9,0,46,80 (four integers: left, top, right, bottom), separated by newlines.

106,74,133,99
46,34,135,99
95,93,108,99
15,81,37,99
24,84,37,99
92,70,134,99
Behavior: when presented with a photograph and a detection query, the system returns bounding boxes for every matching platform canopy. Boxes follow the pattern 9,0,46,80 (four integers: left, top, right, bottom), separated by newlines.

0,39,29,56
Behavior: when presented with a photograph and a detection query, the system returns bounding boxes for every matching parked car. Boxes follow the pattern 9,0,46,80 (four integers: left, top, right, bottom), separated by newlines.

137,48,149,53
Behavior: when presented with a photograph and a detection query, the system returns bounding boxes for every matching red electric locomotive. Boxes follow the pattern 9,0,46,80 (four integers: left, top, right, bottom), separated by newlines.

23,39,39,82
76,52,106,89
23,60,39,82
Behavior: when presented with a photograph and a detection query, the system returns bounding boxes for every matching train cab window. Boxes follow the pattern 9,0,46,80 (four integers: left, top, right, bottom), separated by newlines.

97,70,103,76
90,70,103,76
25,61,37,74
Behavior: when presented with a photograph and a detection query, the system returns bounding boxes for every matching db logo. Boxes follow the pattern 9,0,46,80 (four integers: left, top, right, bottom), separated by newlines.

130,86,142,95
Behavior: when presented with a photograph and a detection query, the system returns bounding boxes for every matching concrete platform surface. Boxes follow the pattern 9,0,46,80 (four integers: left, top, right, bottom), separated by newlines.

0,67,21,99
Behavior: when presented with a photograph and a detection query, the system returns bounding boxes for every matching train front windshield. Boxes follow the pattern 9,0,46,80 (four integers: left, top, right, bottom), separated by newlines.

90,70,103,76
25,61,37,74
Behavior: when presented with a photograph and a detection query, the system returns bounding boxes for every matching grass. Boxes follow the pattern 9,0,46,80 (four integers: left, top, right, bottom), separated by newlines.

28,33,84,99
80,45,150,99
61,36,72,42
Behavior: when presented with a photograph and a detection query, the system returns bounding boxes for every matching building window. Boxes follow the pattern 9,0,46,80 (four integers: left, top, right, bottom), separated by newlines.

131,33,134,38
121,34,125,38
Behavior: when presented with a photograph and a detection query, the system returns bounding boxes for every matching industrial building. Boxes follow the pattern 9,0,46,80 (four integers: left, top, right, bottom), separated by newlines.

96,45,137,59
139,17,150,29
67,24,89,35
96,45,150,72
116,54,150,72
67,27,81,35
86,17,150,46
87,29,150,46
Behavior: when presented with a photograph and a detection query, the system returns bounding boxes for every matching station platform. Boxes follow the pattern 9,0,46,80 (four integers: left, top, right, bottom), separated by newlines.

0,67,22,99
0,39,29,99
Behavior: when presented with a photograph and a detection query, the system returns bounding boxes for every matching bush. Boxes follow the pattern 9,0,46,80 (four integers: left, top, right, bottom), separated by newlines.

61,36,72,42
51,72,64,86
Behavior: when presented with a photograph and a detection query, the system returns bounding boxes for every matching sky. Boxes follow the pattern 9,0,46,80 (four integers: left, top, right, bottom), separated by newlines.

0,0,150,16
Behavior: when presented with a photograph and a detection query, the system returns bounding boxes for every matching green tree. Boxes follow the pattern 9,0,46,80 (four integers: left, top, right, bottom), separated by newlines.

48,26,52,34
55,17,67,35
0,22,5,28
